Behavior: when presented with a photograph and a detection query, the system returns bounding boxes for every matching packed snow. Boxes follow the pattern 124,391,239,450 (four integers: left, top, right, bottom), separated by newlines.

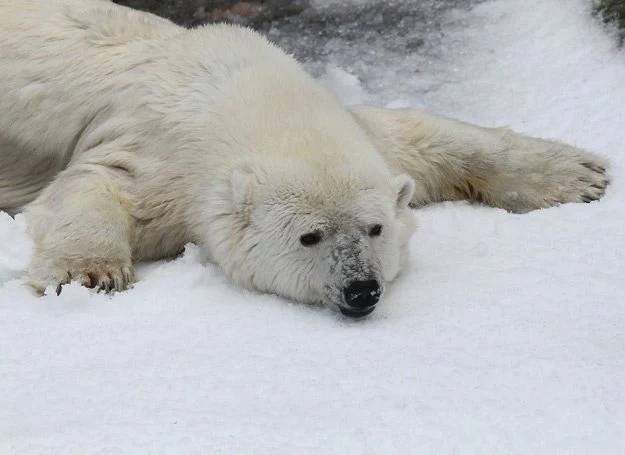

2,0,625,453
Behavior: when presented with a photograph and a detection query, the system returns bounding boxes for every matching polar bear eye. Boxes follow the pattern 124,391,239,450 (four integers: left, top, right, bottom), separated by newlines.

300,231,322,247
368,224,383,237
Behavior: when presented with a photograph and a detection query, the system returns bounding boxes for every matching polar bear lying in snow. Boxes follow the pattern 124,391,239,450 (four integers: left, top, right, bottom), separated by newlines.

0,0,609,317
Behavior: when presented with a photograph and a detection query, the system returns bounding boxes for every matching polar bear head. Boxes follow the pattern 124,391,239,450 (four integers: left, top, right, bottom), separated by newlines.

214,158,416,318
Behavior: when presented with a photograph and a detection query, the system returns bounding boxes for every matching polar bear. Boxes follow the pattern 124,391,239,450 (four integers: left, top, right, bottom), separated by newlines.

0,0,609,316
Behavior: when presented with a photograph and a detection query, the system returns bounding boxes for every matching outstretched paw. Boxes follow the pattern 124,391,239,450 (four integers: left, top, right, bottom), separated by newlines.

26,258,135,296
500,134,610,212
577,160,609,203
539,152,610,208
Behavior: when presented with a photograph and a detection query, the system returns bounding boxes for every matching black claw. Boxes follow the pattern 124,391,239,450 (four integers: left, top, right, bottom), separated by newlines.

85,273,97,289
581,196,595,203
56,284,63,296
581,162,607,174
97,281,108,293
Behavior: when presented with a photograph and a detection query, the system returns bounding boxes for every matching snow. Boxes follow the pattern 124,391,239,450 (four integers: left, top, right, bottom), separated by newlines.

2,0,625,453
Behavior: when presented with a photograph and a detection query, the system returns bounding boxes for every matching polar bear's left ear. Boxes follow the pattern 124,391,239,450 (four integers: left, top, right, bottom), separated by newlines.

231,169,257,211
393,174,415,209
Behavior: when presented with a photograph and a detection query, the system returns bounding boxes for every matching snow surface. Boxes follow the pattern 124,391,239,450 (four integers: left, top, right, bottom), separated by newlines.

2,0,625,453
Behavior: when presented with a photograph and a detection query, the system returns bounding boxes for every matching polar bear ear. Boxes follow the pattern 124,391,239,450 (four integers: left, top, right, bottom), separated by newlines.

231,169,257,211
393,174,415,209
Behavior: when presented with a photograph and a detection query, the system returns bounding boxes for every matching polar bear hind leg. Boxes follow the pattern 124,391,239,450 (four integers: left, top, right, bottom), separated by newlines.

350,106,609,214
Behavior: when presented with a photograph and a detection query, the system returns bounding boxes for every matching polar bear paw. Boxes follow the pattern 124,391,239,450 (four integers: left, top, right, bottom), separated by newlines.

26,257,135,296
538,155,610,206
499,137,610,212
574,159,610,202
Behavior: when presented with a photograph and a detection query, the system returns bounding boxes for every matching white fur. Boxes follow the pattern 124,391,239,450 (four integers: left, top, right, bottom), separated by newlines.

0,0,609,312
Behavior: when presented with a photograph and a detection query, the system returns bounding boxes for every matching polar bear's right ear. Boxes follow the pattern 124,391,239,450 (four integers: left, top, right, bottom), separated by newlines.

393,174,416,209
231,169,257,211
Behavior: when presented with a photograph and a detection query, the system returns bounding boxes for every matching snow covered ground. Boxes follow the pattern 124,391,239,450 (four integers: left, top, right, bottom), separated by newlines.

2,0,625,453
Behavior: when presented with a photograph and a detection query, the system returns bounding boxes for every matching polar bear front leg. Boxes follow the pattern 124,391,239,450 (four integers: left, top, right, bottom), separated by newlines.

24,165,135,295
350,106,609,213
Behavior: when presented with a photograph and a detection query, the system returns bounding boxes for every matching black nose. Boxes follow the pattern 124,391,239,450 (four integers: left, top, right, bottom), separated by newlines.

343,279,381,309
